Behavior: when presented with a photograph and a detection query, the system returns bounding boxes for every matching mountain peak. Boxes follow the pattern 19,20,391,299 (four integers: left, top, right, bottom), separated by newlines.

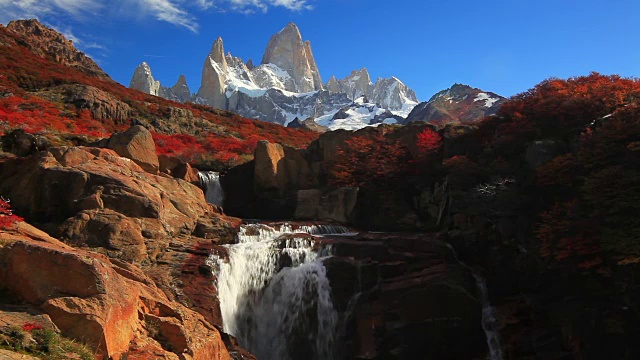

261,23,322,92
6,18,109,79
209,36,227,69
282,22,300,33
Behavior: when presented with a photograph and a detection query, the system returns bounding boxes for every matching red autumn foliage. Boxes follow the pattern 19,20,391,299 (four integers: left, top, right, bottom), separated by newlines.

537,200,602,267
21,322,44,332
0,197,23,229
416,128,442,155
328,131,410,188
0,24,319,168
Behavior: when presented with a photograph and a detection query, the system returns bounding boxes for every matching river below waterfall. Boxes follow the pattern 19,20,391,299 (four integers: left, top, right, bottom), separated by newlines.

209,223,351,360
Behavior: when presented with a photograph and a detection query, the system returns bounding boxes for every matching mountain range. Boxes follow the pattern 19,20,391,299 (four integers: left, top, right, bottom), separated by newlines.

130,23,502,130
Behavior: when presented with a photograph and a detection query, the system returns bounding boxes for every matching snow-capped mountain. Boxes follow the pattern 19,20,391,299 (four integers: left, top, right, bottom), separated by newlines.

403,84,505,125
129,23,419,129
316,96,403,131
325,68,419,116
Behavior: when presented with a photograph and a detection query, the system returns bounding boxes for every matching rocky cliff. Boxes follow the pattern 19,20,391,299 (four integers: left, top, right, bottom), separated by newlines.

0,126,249,358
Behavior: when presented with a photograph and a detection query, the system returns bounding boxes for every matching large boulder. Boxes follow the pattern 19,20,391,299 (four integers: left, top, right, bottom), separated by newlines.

318,187,358,223
158,154,200,185
254,140,285,192
294,189,321,220
107,125,159,173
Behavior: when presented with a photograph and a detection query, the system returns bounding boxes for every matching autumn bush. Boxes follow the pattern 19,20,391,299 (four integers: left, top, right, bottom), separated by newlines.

0,197,22,229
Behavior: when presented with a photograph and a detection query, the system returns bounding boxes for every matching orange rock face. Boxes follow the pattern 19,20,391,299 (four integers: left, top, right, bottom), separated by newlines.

0,142,244,359
0,224,233,360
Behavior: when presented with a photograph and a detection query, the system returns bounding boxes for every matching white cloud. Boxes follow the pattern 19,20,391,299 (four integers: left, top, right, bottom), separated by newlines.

0,0,314,32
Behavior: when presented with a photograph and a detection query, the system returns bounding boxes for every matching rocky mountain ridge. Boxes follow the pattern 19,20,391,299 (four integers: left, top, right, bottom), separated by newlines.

130,23,419,128
6,19,109,79
404,83,505,125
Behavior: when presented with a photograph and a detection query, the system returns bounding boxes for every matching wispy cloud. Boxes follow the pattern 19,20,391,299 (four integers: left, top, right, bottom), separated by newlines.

0,0,315,32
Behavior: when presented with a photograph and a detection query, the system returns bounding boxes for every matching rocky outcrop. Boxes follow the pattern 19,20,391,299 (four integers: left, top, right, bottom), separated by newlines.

6,19,109,79
322,232,487,359
158,154,200,184
63,84,132,121
106,125,159,173
0,140,246,358
404,83,505,125
0,222,232,360
261,22,323,93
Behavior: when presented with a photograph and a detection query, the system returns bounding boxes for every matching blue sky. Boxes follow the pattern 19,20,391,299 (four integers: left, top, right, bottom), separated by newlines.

0,0,638,101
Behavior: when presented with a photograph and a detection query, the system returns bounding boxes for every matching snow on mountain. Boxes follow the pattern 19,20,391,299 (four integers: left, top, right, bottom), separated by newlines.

316,96,403,130
129,23,419,129
404,84,505,125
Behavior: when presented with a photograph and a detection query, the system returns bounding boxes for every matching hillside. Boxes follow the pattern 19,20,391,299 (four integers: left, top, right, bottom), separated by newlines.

0,19,319,169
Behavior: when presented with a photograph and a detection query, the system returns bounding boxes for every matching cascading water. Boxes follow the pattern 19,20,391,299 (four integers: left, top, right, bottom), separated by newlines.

474,274,504,360
446,244,504,360
198,171,224,207
211,223,348,360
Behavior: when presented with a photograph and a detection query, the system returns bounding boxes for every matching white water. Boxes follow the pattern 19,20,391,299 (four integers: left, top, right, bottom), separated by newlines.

198,171,224,207
474,274,504,360
211,223,349,360
445,244,503,360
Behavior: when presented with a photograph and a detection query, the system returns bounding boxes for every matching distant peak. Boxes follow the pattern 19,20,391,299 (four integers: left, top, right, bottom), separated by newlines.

283,22,299,31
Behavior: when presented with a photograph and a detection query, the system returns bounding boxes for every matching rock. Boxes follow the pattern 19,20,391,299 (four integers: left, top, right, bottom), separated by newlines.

254,140,285,193
0,230,234,360
318,187,358,223
294,189,322,220
525,140,565,169
0,129,49,157
64,84,132,121
261,22,323,93
0,349,39,359
158,154,199,184
107,125,160,173
322,232,487,359
60,209,148,263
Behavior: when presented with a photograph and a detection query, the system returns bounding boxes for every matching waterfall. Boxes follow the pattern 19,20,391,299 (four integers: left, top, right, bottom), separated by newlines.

445,244,503,360
211,223,344,360
474,274,504,360
198,171,224,207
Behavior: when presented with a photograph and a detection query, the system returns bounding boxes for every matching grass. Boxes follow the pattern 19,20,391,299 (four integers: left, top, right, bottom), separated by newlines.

0,325,95,360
